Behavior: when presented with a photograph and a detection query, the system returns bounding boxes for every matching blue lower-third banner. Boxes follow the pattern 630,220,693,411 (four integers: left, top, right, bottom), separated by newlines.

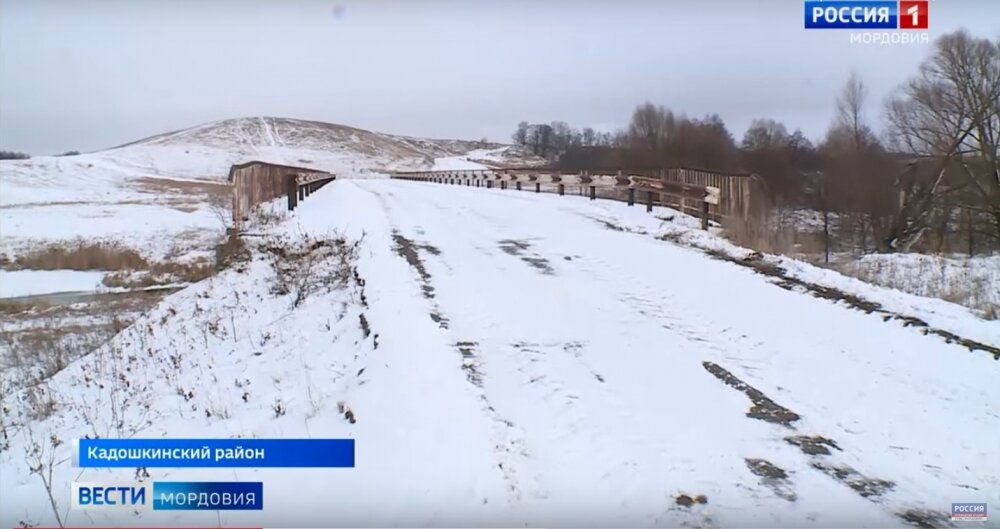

152,481,263,510
75,438,355,467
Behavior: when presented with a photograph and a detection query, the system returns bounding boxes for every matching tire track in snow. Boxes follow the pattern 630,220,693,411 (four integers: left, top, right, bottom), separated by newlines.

360,181,724,523
359,182,542,508
560,236,953,527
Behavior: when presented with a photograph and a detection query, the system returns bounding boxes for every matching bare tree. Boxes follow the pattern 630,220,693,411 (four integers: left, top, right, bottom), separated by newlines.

628,102,671,150
885,30,1000,251
512,121,529,145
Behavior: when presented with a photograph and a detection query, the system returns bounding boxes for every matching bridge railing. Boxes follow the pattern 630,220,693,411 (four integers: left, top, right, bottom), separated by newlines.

388,167,754,230
229,161,336,231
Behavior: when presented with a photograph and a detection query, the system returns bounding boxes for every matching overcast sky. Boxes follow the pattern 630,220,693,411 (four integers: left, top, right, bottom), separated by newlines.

1,0,998,155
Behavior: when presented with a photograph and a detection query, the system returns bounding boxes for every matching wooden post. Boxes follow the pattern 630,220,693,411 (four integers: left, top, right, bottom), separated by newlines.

700,200,709,230
516,181,522,191
646,190,653,212
590,185,596,201
535,182,540,193
558,183,565,196
628,187,635,206
287,174,298,211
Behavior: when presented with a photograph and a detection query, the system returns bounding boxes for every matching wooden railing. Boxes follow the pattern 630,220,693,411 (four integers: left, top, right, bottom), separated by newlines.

388,167,755,230
229,161,335,231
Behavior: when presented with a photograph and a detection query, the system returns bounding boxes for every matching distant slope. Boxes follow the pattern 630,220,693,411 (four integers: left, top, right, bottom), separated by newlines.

0,117,536,259
1,116,519,207
115,116,505,173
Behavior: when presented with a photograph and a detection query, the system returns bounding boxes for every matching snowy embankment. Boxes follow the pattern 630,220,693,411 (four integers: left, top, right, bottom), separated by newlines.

835,253,1000,319
1,179,997,528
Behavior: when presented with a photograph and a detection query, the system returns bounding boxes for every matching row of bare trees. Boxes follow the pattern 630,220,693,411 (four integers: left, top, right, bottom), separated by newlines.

510,29,1000,255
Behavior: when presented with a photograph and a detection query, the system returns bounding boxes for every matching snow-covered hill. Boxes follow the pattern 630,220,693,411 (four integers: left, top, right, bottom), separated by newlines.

0,117,530,260
2,179,996,528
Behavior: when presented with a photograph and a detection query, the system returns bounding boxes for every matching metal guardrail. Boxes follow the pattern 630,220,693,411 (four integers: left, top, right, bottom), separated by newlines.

390,168,725,229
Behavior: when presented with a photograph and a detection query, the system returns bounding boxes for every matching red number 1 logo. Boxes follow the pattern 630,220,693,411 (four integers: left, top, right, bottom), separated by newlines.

899,1,929,29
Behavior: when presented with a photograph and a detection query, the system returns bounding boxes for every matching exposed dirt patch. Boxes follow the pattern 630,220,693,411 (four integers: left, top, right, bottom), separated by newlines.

391,231,449,328
498,239,554,274
745,458,788,479
674,493,708,507
786,435,842,456
898,508,952,528
392,232,436,299
810,461,894,498
745,458,797,502
359,313,371,338
702,361,801,426
455,341,484,387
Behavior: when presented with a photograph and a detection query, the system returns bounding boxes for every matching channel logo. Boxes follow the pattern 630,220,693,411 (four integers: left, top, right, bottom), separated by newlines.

805,1,928,29
952,503,988,522
71,481,262,510
71,482,150,509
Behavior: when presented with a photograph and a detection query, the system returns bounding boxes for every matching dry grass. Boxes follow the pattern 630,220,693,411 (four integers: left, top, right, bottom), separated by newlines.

215,232,251,271
132,176,230,199
8,241,149,271
101,258,215,289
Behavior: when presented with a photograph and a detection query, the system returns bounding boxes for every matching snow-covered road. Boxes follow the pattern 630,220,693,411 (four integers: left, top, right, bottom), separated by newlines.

3,178,996,528
291,179,998,527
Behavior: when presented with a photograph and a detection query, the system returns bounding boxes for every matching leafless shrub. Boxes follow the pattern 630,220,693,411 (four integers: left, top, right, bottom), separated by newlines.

265,232,361,308
23,426,66,528
0,379,11,453
74,329,155,439
215,232,250,271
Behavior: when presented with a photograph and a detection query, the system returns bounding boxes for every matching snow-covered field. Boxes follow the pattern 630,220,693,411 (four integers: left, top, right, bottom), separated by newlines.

2,179,996,528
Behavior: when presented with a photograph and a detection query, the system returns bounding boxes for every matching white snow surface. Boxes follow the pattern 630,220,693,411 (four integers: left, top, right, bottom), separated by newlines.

0,269,106,298
1,180,997,528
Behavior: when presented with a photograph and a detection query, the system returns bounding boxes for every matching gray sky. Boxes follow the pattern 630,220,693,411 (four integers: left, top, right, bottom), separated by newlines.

1,0,998,155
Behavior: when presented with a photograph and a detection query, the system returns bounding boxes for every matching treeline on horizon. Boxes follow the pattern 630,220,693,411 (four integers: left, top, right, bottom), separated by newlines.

512,29,1000,255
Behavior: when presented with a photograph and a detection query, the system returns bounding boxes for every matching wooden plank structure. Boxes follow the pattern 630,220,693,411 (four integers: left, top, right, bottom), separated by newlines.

228,161,336,231
389,167,761,229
